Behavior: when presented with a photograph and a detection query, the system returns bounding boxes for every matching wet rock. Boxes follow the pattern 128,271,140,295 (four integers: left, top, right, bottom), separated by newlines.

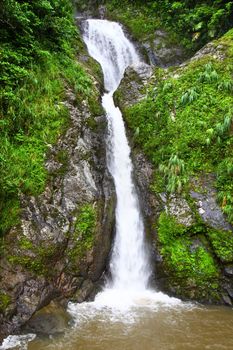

133,152,161,219
114,62,153,109
225,285,233,299
190,175,232,231
142,30,188,67
167,195,194,227
189,238,203,253
23,301,71,336
224,266,233,276
73,279,95,303
98,5,106,19
222,294,232,306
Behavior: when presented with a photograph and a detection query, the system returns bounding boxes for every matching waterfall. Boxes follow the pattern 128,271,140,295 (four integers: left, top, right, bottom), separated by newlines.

83,19,151,292
0,20,187,350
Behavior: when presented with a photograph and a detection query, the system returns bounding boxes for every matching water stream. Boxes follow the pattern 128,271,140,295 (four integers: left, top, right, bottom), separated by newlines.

82,18,153,305
1,19,233,350
79,18,181,309
84,19,150,294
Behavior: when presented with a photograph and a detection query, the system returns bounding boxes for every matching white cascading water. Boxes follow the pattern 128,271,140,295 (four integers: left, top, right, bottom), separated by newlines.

83,19,150,293
76,19,182,310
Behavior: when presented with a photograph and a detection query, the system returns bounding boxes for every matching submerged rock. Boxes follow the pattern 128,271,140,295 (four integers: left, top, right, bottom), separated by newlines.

23,301,71,336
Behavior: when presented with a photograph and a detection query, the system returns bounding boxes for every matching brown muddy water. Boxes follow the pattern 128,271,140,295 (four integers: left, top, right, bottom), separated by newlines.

8,302,233,350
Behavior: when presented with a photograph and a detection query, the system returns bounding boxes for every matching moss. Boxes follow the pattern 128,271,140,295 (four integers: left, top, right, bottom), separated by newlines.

157,212,220,299
157,212,186,244
0,292,11,313
0,197,20,236
8,237,61,276
88,95,104,118
67,203,97,263
207,228,233,263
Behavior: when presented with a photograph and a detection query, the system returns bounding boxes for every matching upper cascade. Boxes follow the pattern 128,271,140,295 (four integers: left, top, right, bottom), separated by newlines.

83,19,140,92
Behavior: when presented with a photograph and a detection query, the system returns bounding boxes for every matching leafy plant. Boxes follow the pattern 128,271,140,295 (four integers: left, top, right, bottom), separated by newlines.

159,154,187,193
181,87,199,105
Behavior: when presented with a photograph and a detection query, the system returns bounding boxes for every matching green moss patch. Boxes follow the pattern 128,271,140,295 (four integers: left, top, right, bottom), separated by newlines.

67,203,97,263
7,236,62,276
158,212,219,296
207,229,233,263
0,292,11,313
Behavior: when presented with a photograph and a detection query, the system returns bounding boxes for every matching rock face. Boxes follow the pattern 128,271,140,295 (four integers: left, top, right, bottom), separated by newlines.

0,83,115,339
190,174,232,231
115,50,233,305
114,62,153,109
142,29,188,67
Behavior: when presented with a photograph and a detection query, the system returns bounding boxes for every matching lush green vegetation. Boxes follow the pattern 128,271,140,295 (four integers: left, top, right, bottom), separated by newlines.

158,212,220,298
123,30,233,223
0,0,94,235
105,0,233,50
207,229,233,263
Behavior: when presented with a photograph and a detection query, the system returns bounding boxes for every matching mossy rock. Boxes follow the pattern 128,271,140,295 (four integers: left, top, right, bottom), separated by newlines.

0,292,11,313
157,212,221,301
207,228,233,263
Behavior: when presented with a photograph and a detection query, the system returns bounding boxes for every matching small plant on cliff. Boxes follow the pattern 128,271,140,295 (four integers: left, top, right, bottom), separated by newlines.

159,154,188,193
181,87,199,105
198,63,219,83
